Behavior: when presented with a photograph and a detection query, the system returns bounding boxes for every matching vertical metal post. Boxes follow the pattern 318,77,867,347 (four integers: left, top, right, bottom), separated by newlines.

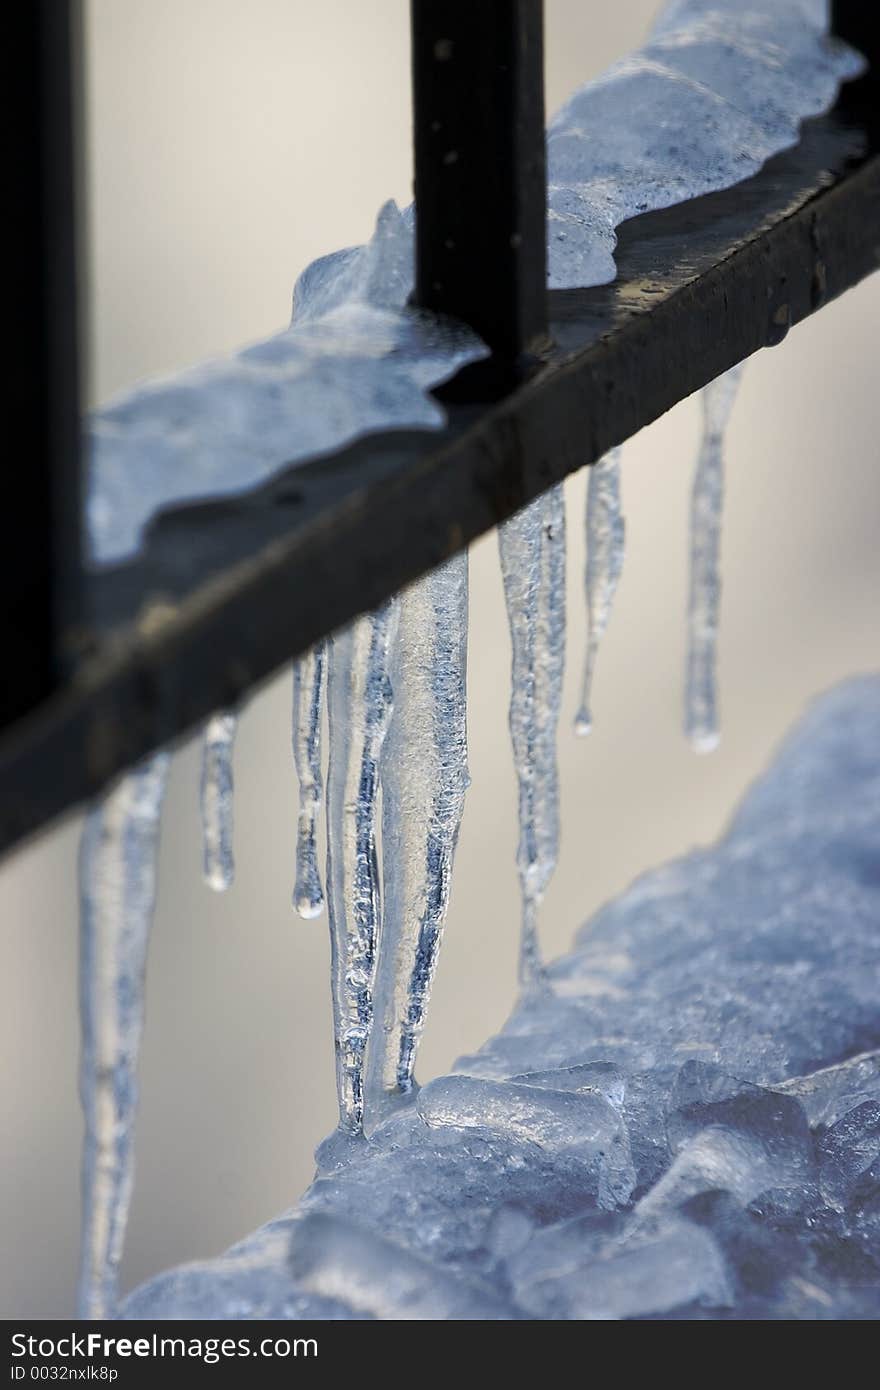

410,0,547,369
6,1,83,728
832,3,879,78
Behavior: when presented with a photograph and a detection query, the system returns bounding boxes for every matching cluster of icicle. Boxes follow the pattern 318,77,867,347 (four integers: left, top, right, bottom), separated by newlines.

75,0,860,1320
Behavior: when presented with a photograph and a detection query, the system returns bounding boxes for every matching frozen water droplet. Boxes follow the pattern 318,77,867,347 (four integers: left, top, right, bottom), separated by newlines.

684,365,743,751
77,754,170,1320
292,642,327,919
576,448,624,736
367,555,469,1113
325,603,399,1133
200,712,236,891
498,485,566,989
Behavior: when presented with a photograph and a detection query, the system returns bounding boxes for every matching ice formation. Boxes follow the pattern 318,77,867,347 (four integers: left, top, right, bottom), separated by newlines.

77,754,170,1320
85,3,860,567
685,366,744,750
199,711,237,891
77,0,865,1320
292,643,327,919
367,555,469,1110
575,448,625,736
498,486,567,988
121,678,880,1320
325,604,399,1134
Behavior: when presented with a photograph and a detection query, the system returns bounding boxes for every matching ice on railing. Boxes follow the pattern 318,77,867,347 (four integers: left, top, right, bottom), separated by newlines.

498,486,566,988
87,202,486,566
292,642,327,919
685,366,744,750
86,3,861,567
366,555,469,1112
80,0,866,1321
200,711,237,891
325,604,399,1135
575,448,625,736
77,754,170,1320
120,678,880,1320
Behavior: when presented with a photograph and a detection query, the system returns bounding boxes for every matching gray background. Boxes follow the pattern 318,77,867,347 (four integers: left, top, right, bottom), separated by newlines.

2,0,878,1318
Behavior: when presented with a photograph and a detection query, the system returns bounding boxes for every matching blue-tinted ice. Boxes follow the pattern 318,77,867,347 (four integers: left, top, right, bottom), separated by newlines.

121,678,880,1320
77,0,867,1324
86,2,861,567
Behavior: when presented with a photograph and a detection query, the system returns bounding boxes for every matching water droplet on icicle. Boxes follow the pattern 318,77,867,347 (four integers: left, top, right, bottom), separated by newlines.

366,554,469,1117
574,448,625,737
77,753,170,1320
498,485,566,991
292,642,327,919
200,712,236,891
685,365,744,752
325,603,399,1137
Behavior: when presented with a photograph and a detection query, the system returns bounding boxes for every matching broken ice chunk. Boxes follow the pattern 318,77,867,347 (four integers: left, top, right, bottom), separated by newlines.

511,1213,732,1319
288,1213,515,1320
817,1101,880,1213
417,1074,635,1210
776,1050,880,1130
682,1189,802,1301
634,1063,814,1223
509,1062,626,1110
669,1061,813,1156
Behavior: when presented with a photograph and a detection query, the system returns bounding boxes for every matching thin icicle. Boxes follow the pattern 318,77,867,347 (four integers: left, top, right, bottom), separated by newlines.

498,485,566,990
200,712,236,891
325,603,399,1134
292,642,327,919
575,448,625,736
685,364,744,752
367,555,469,1115
77,753,170,1320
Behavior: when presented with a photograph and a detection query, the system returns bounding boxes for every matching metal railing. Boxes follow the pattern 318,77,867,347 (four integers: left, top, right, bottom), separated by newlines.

2,1,878,858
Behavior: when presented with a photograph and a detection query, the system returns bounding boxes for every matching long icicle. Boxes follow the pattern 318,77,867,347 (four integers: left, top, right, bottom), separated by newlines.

685,364,744,751
200,712,236,891
77,753,170,1320
292,642,327,919
498,484,566,990
325,603,399,1134
366,554,469,1116
574,448,624,736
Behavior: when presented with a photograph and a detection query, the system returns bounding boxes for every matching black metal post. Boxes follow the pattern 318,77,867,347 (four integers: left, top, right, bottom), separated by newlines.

6,1,83,728
410,0,547,370
832,3,879,80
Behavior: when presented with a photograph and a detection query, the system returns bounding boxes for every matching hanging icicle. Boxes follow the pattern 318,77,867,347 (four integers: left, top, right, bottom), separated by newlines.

325,602,399,1135
292,642,327,919
498,484,566,990
77,753,170,1320
366,555,469,1116
685,364,744,752
574,448,625,736
200,712,236,891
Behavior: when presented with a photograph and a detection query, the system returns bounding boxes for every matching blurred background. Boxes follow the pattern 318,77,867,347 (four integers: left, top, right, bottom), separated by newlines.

2,0,878,1317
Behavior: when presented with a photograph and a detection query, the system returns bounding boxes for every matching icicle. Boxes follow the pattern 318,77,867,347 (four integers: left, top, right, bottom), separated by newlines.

498,485,566,990
292,642,327,919
574,448,625,736
366,555,469,1114
77,753,170,1320
200,712,236,891
685,365,744,752
325,602,399,1134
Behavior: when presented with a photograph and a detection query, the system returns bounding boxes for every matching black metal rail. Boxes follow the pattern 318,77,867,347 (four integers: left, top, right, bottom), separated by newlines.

1,5,878,859
7,2,83,729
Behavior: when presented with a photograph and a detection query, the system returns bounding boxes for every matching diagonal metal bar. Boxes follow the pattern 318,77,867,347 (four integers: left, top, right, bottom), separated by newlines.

0,101,878,860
